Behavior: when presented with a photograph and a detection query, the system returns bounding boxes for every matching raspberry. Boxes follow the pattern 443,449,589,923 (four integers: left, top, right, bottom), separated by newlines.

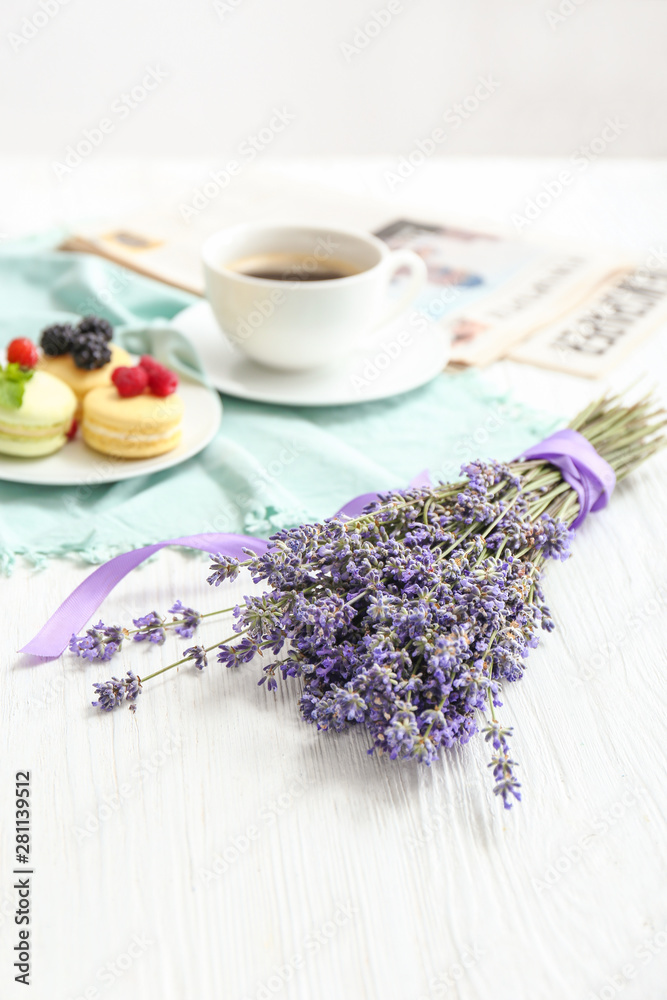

66,418,78,440
112,365,149,397
41,324,75,356
139,355,165,375
148,367,179,397
76,316,113,342
7,338,39,369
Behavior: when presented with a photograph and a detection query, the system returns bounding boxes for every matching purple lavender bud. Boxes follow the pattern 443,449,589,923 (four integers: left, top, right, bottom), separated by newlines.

132,611,166,644
207,553,241,586
488,751,521,808
217,637,258,669
69,621,125,661
169,600,202,638
183,645,207,670
92,671,142,712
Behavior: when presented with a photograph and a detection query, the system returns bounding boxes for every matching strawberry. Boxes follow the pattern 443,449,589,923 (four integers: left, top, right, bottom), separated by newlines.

111,366,149,398
7,338,39,369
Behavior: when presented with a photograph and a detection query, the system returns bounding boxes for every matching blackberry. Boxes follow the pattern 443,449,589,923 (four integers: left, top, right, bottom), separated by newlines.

71,333,112,370
76,315,113,342
40,323,75,356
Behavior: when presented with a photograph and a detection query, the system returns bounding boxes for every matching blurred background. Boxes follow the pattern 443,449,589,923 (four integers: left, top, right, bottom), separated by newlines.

1,0,665,159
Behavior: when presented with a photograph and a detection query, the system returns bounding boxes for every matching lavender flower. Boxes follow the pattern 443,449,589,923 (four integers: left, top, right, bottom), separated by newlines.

132,611,166,644
183,645,207,670
535,515,574,561
207,553,241,586
482,720,514,751
203,463,561,805
488,752,521,809
169,600,201,638
92,671,142,711
88,392,667,809
69,621,125,661
217,637,258,668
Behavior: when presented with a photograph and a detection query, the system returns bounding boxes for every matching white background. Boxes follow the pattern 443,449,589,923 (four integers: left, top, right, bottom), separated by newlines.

1,0,667,159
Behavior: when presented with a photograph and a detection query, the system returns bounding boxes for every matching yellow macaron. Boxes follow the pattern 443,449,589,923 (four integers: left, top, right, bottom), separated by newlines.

81,386,184,459
38,343,132,413
0,371,77,457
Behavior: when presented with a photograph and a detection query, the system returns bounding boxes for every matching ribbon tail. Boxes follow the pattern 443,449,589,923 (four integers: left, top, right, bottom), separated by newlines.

20,479,433,662
20,533,267,659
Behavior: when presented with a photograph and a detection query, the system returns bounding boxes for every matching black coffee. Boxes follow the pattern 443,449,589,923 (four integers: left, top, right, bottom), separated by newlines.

229,252,361,282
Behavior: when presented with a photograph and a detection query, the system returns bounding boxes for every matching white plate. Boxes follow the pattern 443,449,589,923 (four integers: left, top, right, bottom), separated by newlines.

0,362,222,486
173,301,450,407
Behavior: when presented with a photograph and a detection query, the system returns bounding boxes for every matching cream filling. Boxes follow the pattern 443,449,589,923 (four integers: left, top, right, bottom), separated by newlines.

83,419,182,443
0,420,69,439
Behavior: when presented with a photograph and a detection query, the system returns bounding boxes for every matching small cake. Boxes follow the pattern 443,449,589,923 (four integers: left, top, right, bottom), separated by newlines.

39,343,132,404
37,317,131,416
82,386,184,458
0,369,77,458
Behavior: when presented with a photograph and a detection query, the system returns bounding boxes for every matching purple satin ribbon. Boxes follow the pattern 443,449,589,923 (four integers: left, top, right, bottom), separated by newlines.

20,483,419,660
20,432,613,661
519,428,615,529
20,533,267,659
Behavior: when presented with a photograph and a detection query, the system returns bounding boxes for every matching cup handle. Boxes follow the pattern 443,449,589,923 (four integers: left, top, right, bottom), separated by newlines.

361,249,428,346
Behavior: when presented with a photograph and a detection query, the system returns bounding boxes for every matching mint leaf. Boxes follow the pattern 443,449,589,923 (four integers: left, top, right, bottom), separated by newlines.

0,363,34,410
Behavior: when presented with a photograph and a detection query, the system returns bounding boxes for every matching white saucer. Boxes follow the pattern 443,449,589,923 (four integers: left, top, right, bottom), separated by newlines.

173,301,450,407
0,358,222,486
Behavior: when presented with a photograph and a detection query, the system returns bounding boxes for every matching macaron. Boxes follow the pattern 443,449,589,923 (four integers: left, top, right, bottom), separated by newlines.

38,343,132,415
0,371,77,457
81,386,184,459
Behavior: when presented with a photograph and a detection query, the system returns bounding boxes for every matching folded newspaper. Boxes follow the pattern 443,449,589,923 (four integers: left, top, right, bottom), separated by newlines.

61,174,667,377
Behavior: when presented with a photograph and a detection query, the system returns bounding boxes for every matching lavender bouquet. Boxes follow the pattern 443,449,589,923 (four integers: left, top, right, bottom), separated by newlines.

75,392,664,808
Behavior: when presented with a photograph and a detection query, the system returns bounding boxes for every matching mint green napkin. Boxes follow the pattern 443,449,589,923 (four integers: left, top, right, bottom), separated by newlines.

0,240,560,573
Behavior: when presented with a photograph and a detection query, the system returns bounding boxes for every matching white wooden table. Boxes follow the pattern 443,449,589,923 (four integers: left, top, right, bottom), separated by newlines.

2,158,667,1000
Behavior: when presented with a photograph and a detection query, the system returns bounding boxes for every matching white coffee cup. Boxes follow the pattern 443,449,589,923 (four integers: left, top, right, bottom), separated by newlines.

202,222,428,371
